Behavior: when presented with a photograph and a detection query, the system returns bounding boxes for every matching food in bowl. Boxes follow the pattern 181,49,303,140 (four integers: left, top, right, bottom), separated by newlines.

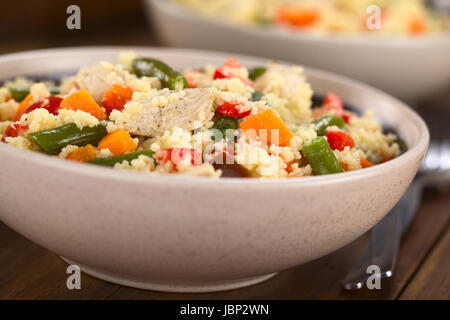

0,52,400,178
175,0,449,35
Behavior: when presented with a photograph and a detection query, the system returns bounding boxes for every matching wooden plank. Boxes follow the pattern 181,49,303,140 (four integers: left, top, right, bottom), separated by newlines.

109,191,450,300
399,226,450,300
0,223,120,300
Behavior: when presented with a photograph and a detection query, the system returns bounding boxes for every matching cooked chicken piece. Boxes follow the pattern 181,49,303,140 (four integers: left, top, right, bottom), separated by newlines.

61,61,159,103
62,62,133,102
122,88,215,137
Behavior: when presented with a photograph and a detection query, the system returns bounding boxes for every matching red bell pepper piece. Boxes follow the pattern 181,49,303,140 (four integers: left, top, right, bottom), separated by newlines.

323,92,343,116
2,123,29,142
223,57,242,69
216,101,251,118
326,130,355,151
214,58,241,80
24,96,63,116
213,68,228,80
213,58,253,87
342,111,353,124
155,148,202,170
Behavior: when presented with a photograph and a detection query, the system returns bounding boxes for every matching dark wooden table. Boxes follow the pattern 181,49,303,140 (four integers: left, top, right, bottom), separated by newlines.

0,32,449,300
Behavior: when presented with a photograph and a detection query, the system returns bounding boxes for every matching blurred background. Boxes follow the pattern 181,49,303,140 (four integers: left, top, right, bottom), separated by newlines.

0,0,447,126
0,0,155,54
0,0,447,143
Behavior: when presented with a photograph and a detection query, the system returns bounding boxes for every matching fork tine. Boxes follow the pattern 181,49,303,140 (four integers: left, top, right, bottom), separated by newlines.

440,141,450,171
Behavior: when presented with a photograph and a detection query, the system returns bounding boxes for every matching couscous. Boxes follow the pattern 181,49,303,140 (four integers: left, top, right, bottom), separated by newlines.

176,0,449,36
0,52,400,178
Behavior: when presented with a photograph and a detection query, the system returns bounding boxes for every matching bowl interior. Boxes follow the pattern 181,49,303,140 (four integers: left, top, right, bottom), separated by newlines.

0,46,427,152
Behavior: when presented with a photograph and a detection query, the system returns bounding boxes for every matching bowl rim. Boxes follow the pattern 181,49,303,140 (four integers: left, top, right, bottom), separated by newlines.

149,0,450,47
0,46,430,188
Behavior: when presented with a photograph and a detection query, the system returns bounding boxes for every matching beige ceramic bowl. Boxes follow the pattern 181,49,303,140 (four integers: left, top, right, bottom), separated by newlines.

0,47,429,292
147,0,450,104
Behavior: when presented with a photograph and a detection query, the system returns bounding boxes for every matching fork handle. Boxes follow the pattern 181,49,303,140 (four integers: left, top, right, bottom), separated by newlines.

342,204,400,290
342,182,422,290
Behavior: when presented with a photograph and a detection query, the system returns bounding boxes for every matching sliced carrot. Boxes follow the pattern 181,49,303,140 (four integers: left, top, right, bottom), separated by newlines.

239,109,293,146
408,15,425,35
185,74,198,88
13,94,35,121
360,157,374,168
101,84,133,115
285,160,295,173
380,155,393,163
98,129,137,156
60,89,107,120
274,6,320,27
340,161,350,172
66,145,97,163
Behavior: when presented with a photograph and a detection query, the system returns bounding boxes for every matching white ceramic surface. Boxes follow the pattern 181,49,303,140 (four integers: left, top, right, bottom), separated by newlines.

0,47,429,292
147,0,450,104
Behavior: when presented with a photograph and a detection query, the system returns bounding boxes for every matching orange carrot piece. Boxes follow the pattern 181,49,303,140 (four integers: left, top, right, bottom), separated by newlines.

101,84,133,115
60,89,107,120
185,74,198,88
360,157,374,168
274,6,320,27
239,109,293,146
409,15,426,35
285,160,295,173
13,94,35,121
340,161,350,172
98,129,137,156
380,155,393,163
66,145,97,163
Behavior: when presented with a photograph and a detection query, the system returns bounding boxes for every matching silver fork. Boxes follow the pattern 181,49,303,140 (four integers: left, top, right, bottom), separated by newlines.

342,140,450,290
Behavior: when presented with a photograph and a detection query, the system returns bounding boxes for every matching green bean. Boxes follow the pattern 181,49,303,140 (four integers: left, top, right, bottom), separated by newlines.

251,90,264,102
9,87,29,102
26,124,107,155
49,87,61,95
248,66,267,81
301,137,344,175
211,117,238,141
256,16,271,26
9,86,61,102
313,114,346,136
89,150,155,167
132,57,188,90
